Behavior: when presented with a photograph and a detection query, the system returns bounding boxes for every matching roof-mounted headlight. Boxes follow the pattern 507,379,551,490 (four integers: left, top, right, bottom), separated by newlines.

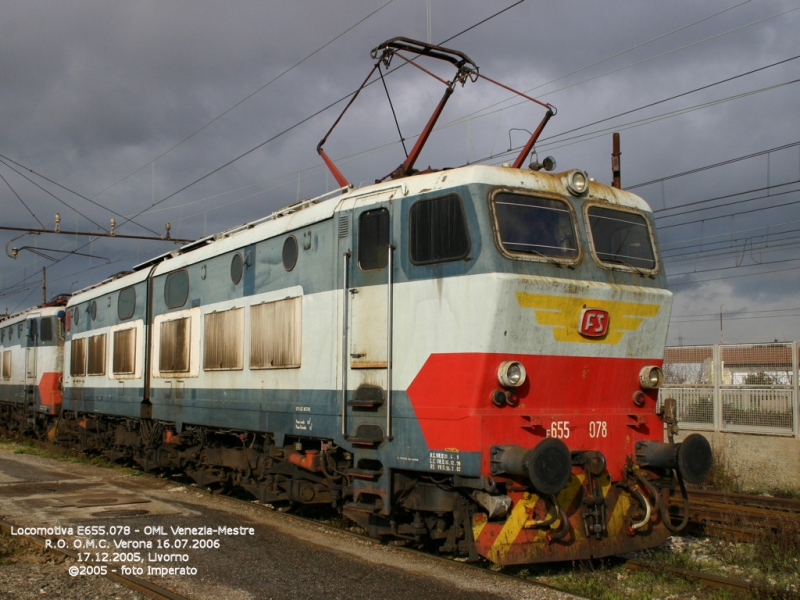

565,170,589,196
639,366,664,390
498,361,527,389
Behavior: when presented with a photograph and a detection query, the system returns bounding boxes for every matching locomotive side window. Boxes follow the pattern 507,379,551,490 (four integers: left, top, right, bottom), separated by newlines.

28,320,38,340
1,351,10,379
165,269,189,309
87,334,107,375
112,328,136,375
358,208,389,271
204,308,244,371
118,286,136,320
409,194,470,264
250,297,301,369
282,237,298,272
70,338,87,377
159,317,190,373
230,253,244,284
492,193,578,259
587,206,656,270
40,317,53,342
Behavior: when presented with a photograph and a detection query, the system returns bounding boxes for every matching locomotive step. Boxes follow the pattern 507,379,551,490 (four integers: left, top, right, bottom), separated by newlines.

346,468,384,479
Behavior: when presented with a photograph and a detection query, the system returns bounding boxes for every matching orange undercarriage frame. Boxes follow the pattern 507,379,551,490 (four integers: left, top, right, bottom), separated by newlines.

472,472,670,565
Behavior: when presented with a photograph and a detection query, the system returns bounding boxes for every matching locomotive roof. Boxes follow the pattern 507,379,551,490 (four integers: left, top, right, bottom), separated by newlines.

67,164,652,305
0,303,65,326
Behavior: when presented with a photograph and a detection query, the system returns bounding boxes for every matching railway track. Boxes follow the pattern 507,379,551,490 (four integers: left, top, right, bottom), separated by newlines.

672,488,800,541
621,556,796,597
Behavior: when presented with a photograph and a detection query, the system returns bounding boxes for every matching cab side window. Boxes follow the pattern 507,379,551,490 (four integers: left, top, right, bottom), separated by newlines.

409,194,470,264
358,208,389,271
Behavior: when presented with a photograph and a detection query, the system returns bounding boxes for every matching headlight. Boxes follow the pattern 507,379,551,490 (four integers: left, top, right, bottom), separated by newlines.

498,361,527,388
639,366,664,390
565,170,589,196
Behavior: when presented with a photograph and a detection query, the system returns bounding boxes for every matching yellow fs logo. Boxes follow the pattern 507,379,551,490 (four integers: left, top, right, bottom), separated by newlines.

516,293,661,344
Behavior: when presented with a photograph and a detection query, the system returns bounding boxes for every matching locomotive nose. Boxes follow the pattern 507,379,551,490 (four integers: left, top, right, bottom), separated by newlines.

490,438,573,495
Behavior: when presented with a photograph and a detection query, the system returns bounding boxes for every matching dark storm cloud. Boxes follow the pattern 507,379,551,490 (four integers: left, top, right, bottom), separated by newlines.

1,0,799,342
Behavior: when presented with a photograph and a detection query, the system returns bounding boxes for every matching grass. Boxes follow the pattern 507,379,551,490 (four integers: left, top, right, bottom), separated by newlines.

496,524,800,600
0,438,142,475
0,531,25,565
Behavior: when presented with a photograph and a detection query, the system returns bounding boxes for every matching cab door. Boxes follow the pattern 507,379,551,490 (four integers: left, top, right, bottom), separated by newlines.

337,201,395,444
25,315,39,404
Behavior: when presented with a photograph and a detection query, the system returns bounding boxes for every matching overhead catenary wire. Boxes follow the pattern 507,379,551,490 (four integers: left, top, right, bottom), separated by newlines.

437,4,800,138
0,157,106,231
0,154,162,237
0,1,529,308
0,171,45,228
79,0,397,210
81,1,532,235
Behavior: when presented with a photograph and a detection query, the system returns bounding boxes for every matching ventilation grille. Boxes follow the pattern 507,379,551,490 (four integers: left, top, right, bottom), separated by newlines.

338,215,350,238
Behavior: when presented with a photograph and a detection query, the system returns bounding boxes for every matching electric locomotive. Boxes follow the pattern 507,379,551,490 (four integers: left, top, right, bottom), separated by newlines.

0,299,67,436
2,38,713,565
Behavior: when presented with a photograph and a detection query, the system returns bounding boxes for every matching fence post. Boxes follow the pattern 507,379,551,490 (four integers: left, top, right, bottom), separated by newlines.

713,344,722,432
793,341,799,438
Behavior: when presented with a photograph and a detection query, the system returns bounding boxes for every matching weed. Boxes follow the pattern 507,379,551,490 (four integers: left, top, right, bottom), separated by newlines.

0,531,25,565
704,446,742,493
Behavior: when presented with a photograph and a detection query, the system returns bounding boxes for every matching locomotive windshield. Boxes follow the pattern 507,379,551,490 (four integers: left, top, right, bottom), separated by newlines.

587,206,656,270
492,192,578,259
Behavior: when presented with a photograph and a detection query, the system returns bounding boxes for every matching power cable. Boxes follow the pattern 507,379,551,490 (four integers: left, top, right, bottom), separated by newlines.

657,188,800,230
0,1,527,308
0,154,161,235
0,171,45,228
0,157,104,230
630,141,800,190
668,255,800,279
654,179,800,218
83,0,396,208
438,5,800,137
109,1,529,232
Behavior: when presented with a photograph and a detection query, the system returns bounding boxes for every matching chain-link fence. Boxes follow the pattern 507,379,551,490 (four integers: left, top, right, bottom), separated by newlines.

660,342,798,437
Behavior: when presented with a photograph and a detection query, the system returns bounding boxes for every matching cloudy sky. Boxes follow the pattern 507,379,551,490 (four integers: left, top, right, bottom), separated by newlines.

1,0,798,346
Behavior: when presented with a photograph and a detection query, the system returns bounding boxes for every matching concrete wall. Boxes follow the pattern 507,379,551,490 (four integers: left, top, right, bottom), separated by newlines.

676,430,800,492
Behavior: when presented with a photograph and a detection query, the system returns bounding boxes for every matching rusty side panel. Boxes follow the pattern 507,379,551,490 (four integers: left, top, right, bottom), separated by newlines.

87,334,107,376
203,308,244,371
250,297,301,369
70,338,86,377
1,350,10,379
159,318,190,373
112,328,136,375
